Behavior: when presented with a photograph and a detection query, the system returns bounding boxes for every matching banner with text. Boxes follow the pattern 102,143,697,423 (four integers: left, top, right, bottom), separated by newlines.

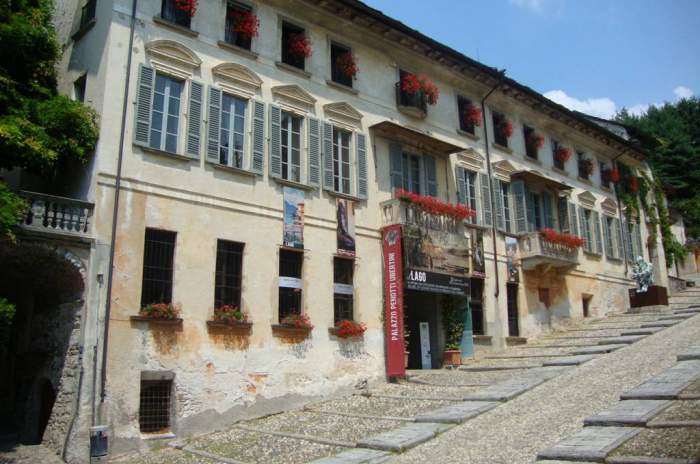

382,224,405,378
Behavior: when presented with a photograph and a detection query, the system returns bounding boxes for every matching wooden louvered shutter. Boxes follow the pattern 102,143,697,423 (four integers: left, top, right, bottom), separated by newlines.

635,222,644,260
558,197,569,233
480,173,493,227
206,86,221,163
525,190,536,232
592,211,602,255
249,99,265,174
186,81,203,158
543,193,554,229
307,117,320,186
602,216,613,258
389,143,403,191
614,218,624,259
423,155,437,197
356,133,368,199
323,122,334,191
456,167,467,204
623,220,633,262
268,104,282,178
568,202,579,237
134,64,154,146
511,180,527,234
493,178,504,231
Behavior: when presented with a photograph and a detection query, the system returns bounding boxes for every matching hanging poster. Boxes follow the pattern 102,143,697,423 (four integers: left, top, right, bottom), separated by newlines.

402,224,470,295
472,229,486,278
506,236,520,282
283,187,304,249
382,224,405,378
336,198,356,257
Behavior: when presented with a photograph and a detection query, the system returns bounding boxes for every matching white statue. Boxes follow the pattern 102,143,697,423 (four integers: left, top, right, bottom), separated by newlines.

630,256,654,293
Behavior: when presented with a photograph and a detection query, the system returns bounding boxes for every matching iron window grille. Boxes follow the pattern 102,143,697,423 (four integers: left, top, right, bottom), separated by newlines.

281,22,305,70
225,1,253,50
523,125,538,160
552,140,565,170
278,250,303,321
330,42,353,88
396,70,427,114
457,96,475,134
215,240,244,309
333,258,354,323
139,379,172,433
161,0,191,28
140,229,176,307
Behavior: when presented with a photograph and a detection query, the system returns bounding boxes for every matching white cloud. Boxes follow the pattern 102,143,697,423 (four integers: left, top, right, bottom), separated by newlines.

673,86,693,99
627,104,650,117
543,90,618,119
510,0,545,12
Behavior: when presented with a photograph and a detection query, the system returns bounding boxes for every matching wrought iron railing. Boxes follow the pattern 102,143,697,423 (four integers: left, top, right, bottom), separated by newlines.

395,83,427,116
20,191,94,237
519,232,579,265
381,198,465,235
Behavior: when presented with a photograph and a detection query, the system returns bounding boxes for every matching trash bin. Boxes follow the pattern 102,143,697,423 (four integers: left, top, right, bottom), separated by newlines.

90,425,109,462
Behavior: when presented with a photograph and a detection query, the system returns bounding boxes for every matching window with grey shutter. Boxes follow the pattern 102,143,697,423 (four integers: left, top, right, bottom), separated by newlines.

456,167,467,204
603,216,613,258
592,211,602,255
307,117,320,186
268,104,282,178
389,143,403,191
493,178,504,231
250,99,265,174
356,133,368,198
423,155,437,197
623,220,633,262
634,222,644,260
186,81,203,158
322,122,334,190
613,218,623,260
543,193,554,229
511,180,527,234
206,86,222,163
579,207,591,252
525,190,536,232
568,202,579,237
479,172,493,227
134,64,154,146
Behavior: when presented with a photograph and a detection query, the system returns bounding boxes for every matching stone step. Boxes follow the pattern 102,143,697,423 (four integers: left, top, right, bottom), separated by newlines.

677,350,700,361
356,422,450,453
542,355,596,366
597,336,646,345
536,426,642,462
571,345,625,355
640,320,678,328
308,449,392,464
620,328,664,336
583,400,672,426
414,401,499,424
621,360,700,400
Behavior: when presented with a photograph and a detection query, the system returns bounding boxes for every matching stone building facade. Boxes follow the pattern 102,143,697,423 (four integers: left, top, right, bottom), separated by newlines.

24,0,671,460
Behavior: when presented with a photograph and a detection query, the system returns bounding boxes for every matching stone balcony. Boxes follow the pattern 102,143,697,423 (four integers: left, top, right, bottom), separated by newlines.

380,197,466,236
518,232,579,271
19,191,94,241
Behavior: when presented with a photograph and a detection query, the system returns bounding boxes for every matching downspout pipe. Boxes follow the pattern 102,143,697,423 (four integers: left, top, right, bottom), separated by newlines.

612,149,630,276
480,71,506,298
99,0,138,417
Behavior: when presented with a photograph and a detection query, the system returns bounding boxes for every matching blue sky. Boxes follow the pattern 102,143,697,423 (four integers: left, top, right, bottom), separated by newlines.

366,0,700,119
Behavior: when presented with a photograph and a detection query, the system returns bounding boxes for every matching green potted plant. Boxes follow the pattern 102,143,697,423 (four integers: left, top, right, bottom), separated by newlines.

442,297,463,367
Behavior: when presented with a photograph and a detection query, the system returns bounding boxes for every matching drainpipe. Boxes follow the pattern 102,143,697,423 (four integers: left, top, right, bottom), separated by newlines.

613,149,630,276
480,71,506,298
99,0,138,418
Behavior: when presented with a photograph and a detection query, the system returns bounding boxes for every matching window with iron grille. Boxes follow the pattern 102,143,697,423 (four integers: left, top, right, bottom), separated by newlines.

552,139,565,170
333,127,351,194
333,258,354,323
330,42,353,88
80,0,96,29
225,1,253,50
281,21,305,70
279,250,302,321
161,0,191,28
219,93,247,168
149,73,184,154
215,240,244,309
492,111,508,147
577,151,590,180
457,96,475,134
523,125,537,160
139,379,172,433
470,278,485,335
140,229,176,307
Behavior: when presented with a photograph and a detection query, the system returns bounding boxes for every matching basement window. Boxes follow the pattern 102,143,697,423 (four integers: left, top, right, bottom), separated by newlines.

139,379,172,433
278,249,303,321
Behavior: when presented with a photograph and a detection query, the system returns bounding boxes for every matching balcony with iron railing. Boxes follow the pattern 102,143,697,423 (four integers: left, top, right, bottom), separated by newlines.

18,191,94,241
518,232,579,271
381,197,467,236
395,83,427,119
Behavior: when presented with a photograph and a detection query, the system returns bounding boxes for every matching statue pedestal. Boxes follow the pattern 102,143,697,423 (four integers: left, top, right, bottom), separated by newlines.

629,285,668,308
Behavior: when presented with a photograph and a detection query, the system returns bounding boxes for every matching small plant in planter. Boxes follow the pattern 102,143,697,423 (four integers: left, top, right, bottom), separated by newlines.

579,158,594,177
463,102,482,127
602,167,620,185
174,0,198,17
526,131,545,152
280,313,314,330
333,319,366,338
213,305,248,325
336,52,358,80
230,10,259,39
441,297,463,367
554,146,572,164
140,302,180,320
500,119,514,139
287,32,312,60
400,72,440,106
539,228,585,249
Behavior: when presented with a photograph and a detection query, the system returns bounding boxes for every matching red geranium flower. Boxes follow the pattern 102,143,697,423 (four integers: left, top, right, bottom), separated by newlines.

629,176,639,193
336,52,358,79
609,168,621,183
175,0,197,17
539,228,585,249
401,73,421,95
231,10,259,38
288,32,312,59
527,132,545,150
395,189,475,220
417,74,439,105
501,120,514,138
334,320,367,338
554,147,572,163
464,103,482,127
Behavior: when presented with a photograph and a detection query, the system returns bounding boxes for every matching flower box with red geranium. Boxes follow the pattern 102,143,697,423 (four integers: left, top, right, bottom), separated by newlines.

554,147,572,164
287,32,312,60
131,303,182,325
579,158,594,178
175,0,198,17
462,103,482,128
399,72,440,109
526,131,545,151
500,120,514,139
602,168,620,185
329,320,366,339
273,313,313,338
395,189,475,221
539,228,585,249
230,10,259,40
211,305,249,325
628,176,640,193
336,52,358,80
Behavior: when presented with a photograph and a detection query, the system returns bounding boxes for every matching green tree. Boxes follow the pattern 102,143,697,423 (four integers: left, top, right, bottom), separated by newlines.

616,98,700,240
0,0,99,239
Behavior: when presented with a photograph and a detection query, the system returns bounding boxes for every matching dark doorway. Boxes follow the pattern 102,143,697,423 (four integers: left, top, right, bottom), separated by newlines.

582,295,591,318
36,379,56,444
404,290,441,369
507,283,520,337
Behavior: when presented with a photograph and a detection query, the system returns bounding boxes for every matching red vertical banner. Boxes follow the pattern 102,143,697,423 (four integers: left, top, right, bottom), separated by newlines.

382,224,405,378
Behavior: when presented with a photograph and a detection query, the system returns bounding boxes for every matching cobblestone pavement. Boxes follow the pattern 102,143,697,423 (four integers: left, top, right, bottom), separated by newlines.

109,287,700,464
